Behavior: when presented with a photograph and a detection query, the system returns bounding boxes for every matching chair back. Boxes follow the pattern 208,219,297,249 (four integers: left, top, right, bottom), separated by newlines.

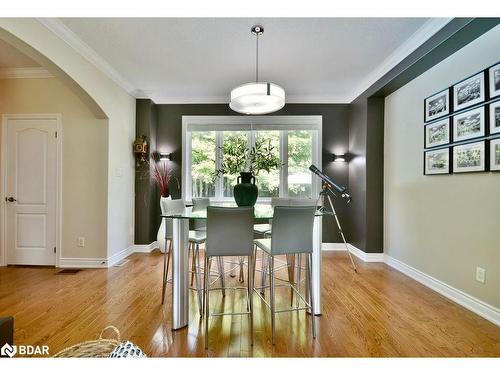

192,198,210,230
288,198,318,206
160,198,186,237
206,206,254,257
270,197,290,207
192,197,210,211
271,206,316,255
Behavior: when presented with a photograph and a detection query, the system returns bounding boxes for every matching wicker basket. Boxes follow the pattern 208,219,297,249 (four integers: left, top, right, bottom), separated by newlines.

53,326,121,358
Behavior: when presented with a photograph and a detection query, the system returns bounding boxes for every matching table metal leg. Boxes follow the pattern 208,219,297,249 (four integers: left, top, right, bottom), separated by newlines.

171,218,189,330
311,215,322,315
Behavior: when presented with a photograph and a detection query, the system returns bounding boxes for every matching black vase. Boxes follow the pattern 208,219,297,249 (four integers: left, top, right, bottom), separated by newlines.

233,172,258,207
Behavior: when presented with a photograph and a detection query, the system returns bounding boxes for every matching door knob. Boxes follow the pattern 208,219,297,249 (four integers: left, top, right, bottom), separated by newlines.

5,197,16,202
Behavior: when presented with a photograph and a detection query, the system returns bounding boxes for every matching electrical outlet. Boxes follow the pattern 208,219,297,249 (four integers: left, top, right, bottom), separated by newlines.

475,266,485,284
77,237,85,247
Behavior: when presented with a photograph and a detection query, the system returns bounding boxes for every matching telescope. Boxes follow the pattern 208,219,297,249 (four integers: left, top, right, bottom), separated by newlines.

309,164,351,203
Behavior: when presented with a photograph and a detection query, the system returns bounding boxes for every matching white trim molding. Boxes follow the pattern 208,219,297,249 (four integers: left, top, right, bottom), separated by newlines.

322,242,385,262
37,18,136,95
385,255,500,326
59,257,108,268
133,241,159,253
348,18,452,102
0,67,54,79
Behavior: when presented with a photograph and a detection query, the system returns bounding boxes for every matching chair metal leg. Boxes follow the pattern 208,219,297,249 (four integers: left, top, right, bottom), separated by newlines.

296,254,302,309
190,243,196,287
161,239,168,304
287,254,295,307
194,244,203,317
269,255,276,345
162,240,172,305
239,256,245,283
307,253,316,339
260,250,267,296
218,256,226,297
248,253,254,346
204,255,210,350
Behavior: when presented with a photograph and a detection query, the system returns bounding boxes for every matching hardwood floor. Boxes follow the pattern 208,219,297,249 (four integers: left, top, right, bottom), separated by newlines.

0,251,498,357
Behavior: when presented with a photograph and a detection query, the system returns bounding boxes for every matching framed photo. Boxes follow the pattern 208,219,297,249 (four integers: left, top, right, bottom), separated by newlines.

424,89,450,122
453,71,485,112
488,62,500,99
424,148,450,175
425,118,450,148
453,141,486,173
489,100,500,135
490,138,500,171
452,106,485,142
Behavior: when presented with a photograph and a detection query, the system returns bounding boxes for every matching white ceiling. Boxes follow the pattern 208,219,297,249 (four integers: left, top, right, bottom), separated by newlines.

0,39,39,68
51,18,450,103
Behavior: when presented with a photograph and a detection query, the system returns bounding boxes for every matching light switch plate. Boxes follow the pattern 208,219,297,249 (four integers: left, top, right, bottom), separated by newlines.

475,266,485,284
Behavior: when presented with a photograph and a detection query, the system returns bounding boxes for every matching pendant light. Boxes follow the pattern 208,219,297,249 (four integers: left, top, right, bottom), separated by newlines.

229,25,285,115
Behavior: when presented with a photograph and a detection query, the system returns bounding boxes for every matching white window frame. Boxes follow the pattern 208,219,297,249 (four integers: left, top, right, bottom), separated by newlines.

182,115,322,203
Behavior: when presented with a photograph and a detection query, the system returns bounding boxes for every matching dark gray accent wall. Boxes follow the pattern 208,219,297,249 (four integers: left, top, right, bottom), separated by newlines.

347,18,499,253
138,103,351,244
135,18,500,249
135,99,158,244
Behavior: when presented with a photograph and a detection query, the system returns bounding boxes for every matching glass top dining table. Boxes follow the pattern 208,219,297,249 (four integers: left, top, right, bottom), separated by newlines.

161,202,325,220
161,202,323,330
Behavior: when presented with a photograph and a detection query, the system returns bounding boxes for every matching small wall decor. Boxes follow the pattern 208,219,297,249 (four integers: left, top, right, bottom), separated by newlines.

452,141,486,173
133,135,148,166
424,148,450,175
490,138,500,171
488,61,500,99
453,72,485,112
489,100,500,135
452,106,486,142
425,118,450,148
424,88,450,122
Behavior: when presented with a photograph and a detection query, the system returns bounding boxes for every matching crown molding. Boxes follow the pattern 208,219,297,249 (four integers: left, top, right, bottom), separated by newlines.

37,18,136,95
35,18,451,104
348,17,453,102
0,67,54,79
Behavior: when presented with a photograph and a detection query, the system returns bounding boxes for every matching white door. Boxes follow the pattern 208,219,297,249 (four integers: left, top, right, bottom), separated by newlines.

4,116,58,265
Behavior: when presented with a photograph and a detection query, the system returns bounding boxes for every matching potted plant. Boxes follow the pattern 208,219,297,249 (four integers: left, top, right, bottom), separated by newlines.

216,138,281,206
150,152,172,253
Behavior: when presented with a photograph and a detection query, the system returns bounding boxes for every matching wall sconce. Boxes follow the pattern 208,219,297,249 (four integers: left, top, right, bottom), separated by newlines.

159,153,171,161
332,153,347,162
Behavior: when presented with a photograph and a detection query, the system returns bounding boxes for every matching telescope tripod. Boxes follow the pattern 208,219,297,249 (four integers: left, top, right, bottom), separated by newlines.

317,184,357,272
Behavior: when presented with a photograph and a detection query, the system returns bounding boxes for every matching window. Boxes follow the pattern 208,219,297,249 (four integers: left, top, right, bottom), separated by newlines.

183,116,322,202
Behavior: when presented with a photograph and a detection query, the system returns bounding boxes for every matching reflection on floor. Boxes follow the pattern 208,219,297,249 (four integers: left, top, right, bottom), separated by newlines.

0,251,498,357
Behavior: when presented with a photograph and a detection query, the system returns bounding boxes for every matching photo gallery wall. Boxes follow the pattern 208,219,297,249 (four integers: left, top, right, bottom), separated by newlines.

423,61,500,175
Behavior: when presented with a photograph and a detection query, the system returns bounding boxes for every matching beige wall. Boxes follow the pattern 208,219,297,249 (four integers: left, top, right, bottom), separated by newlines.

384,26,500,308
0,19,136,258
0,78,108,259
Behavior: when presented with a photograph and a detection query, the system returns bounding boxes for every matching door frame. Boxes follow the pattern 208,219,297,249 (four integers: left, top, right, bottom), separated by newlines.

0,114,63,267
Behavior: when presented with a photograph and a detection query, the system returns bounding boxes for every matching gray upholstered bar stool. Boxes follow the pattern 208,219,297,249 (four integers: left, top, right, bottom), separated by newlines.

204,206,255,349
258,198,318,299
254,205,317,345
160,198,206,315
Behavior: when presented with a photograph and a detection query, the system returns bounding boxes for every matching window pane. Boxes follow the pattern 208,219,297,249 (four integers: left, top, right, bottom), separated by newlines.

254,130,280,197
222,131,249,197
288,130,313,198
191,131,216,198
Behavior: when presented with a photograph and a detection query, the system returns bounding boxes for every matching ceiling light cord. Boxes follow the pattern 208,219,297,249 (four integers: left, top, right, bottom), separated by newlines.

255,32,259,83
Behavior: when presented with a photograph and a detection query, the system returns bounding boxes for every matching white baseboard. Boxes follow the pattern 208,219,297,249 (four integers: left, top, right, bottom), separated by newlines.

107,245,135,267
322,242,384,262
133,241,159,253
59,257,108,268
385,255,500,326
